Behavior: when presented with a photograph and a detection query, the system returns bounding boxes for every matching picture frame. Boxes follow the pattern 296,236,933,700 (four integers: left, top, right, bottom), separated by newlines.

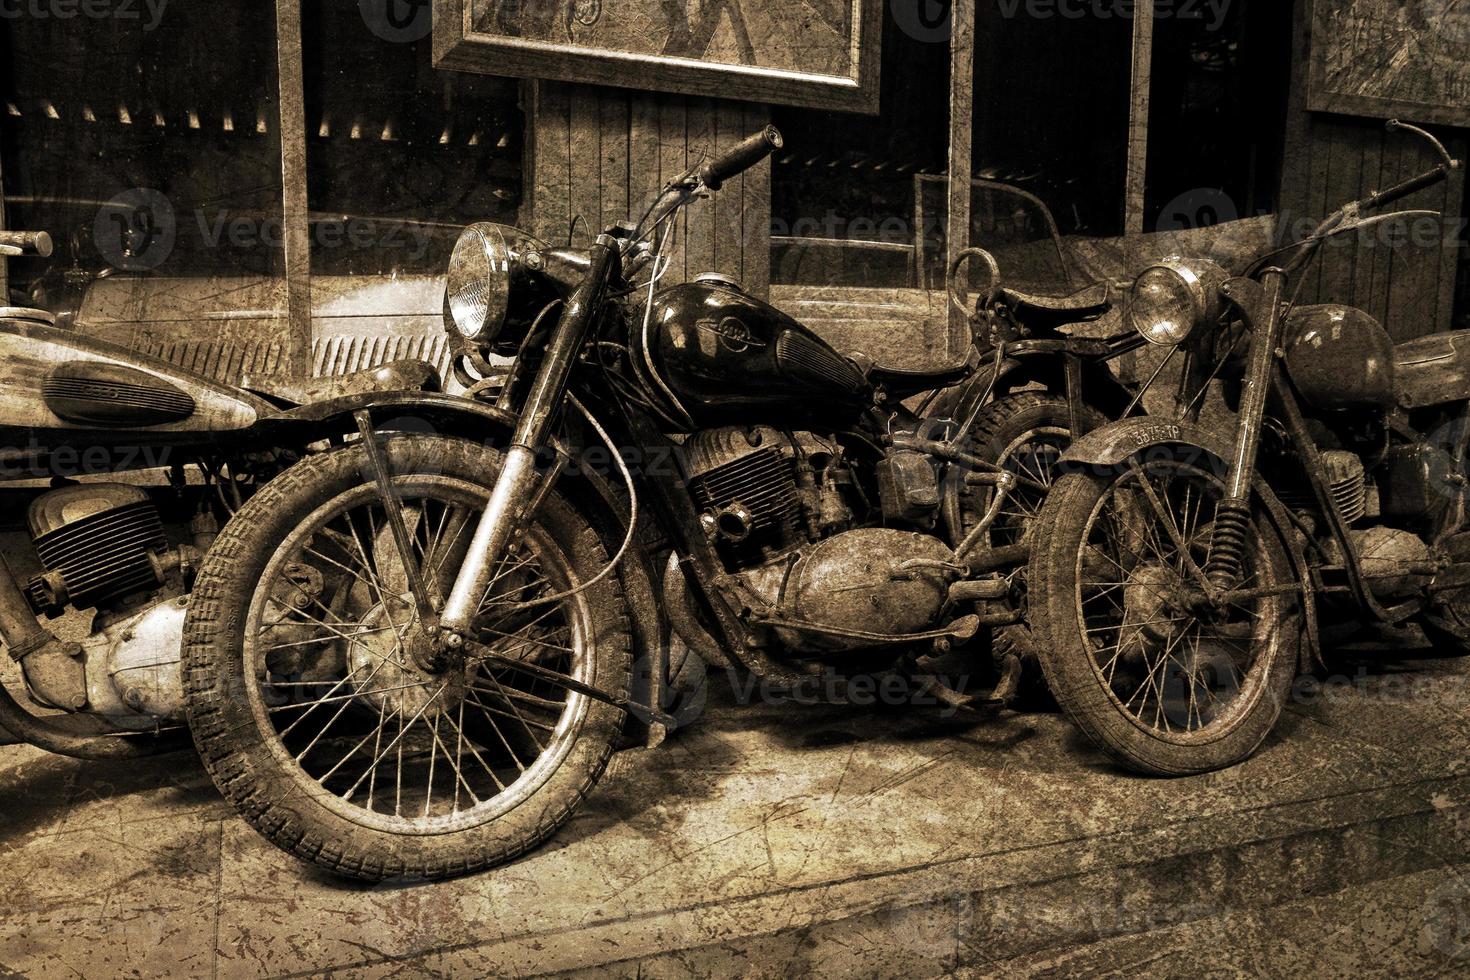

1307,0,1470,127
432,0,885,114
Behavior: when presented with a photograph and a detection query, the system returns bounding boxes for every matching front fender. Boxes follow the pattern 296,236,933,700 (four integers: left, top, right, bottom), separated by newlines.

264,390,669,744
1056,416,1321,671
1059,417,1227,468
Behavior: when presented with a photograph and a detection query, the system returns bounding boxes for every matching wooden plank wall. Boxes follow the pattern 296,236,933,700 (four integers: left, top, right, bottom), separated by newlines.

529,81,771,298
1280,0,1468,341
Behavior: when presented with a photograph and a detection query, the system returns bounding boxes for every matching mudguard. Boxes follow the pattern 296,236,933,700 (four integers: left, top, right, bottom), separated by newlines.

263,391,668,743
1057,416,1322,671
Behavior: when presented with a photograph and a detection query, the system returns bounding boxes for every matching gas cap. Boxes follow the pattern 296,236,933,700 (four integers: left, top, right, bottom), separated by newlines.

691,272,744,292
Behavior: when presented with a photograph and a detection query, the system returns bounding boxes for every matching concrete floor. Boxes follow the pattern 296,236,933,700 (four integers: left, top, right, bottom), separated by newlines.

4,647,1470,978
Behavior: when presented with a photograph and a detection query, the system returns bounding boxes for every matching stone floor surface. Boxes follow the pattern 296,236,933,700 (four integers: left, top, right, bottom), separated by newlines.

3,647,1470,978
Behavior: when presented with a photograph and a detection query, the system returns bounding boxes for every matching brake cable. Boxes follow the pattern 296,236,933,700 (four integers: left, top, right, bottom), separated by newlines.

475,390,639,616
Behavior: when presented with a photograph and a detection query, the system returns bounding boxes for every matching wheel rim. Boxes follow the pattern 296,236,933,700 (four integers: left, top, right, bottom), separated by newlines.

241,475,594,835
1072,457,1284,743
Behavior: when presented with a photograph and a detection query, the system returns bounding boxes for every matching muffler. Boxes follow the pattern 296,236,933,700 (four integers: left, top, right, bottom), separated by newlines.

0,555,87,710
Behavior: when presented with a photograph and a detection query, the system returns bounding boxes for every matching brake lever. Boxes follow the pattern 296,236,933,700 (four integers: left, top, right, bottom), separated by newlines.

1388,119,1462,171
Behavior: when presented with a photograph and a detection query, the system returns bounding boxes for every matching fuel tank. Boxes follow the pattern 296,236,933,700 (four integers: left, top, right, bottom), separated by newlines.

1282,304,1395,413
0,308,271,453
1394,330,1470,409
637,276,869,429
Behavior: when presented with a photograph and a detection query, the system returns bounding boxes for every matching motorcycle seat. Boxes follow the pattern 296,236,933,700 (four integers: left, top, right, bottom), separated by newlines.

865,360,974,399
242,358,442,406
1000,282,1112,323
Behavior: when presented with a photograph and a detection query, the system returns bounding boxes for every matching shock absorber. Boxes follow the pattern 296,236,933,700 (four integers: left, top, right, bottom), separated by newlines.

1205,498,1252,588
1205,269,1287,591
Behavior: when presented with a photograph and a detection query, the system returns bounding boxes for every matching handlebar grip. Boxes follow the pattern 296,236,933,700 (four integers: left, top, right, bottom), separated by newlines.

1366,168,1450,210
698,126,784,190
0,230,53,258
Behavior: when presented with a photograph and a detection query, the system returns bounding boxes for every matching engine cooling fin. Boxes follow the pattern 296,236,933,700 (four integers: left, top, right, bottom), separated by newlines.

30,498,168,611
689,448,801,536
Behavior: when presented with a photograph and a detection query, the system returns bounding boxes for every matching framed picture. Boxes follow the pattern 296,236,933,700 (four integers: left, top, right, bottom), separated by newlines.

1307,0,1470,127
432,0,884,114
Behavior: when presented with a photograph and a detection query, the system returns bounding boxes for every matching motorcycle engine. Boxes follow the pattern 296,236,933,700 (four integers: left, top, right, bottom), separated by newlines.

21,484,201,726
684,426,843,569
26,484,174,616
683,426,953,653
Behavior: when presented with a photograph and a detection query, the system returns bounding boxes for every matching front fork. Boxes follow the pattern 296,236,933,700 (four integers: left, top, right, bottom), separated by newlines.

1205,268,1287,588
438,235,620,644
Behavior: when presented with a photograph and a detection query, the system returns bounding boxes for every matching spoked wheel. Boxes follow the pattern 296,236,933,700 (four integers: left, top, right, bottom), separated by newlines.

1029,445,1300,775
184,435,631,880
956,394,1106,704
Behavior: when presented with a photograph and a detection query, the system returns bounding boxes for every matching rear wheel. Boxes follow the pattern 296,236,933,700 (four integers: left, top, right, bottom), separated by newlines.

184,435,631,880
1029,445,1300,775
956,393,1107,704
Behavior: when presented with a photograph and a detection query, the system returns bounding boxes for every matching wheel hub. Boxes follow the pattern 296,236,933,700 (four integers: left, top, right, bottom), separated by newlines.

348,597,470,718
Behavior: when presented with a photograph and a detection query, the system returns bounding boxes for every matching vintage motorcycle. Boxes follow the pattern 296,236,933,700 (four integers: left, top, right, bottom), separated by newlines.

1026,120,1468,775
178,127,1058,880
0,227,439,760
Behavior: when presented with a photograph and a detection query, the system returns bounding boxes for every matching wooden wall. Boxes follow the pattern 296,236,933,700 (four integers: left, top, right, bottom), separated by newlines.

1280,0,1468,341
528,81,771,298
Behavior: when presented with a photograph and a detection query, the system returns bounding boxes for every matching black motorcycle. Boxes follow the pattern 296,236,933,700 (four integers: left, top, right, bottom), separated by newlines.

179,127,1046,880
1026,120,1469,775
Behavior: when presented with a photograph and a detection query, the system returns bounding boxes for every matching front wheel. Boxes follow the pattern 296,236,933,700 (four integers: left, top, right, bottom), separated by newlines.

1029,445,1300,775
183,435,632,880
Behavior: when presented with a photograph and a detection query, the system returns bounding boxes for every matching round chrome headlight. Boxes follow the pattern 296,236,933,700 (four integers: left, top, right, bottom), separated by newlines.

1127,258,1229,347
447,222,514,342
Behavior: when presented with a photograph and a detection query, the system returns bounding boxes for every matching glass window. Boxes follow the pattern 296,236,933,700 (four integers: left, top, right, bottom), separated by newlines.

300,0,525,278
971,3,1134,240
2,2,285,317
769,1,952,288
1142,0,1291,233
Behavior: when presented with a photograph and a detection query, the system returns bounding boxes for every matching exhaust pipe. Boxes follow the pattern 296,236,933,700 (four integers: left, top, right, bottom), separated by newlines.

0,556,87,711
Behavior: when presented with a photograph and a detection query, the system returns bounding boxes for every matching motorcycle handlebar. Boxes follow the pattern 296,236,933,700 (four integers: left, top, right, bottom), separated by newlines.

0,230,53,258
698,126,784,191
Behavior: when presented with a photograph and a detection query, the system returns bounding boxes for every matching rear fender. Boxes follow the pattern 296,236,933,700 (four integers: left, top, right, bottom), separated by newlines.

1058,417,1321,671
935,348,1133,426
266,391,667,744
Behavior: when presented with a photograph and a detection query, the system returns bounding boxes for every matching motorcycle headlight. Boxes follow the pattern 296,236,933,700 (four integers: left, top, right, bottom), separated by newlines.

447,222,514,343
1129,263,1206,347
